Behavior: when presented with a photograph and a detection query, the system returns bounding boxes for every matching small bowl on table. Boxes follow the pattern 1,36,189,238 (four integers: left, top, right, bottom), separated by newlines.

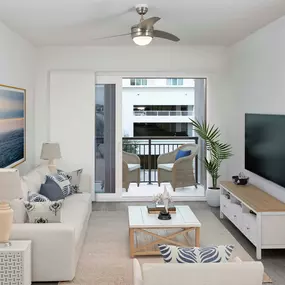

232,176,249,185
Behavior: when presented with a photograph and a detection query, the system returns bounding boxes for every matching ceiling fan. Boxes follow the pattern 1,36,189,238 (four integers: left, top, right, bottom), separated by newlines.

96,4,180,46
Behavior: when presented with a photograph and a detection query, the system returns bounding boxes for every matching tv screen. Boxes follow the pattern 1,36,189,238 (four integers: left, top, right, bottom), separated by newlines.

245,113,285,188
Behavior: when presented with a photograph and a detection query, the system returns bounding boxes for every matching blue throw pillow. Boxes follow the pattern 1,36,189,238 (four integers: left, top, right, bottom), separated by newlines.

175,149,192,161
39,177,65,201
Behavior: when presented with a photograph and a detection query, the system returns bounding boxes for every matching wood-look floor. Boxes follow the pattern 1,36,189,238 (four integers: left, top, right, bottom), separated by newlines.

34,201,285,285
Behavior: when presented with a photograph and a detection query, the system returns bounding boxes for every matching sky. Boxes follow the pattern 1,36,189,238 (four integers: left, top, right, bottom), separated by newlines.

0,88,24,133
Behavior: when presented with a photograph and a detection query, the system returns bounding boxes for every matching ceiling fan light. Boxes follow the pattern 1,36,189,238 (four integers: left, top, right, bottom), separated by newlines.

133,36,153,46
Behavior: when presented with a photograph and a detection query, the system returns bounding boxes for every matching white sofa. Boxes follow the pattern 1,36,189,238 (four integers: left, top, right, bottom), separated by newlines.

133,258,264,285
10,164,92,282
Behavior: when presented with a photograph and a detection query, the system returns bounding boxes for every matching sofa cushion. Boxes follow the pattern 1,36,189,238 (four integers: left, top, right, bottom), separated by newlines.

28,191,50,202
10,199,27,223
128,164,140,171
22,164,50,193
40,177,65,201
175,149,191,161
47,173,71,197
24,200,63,223
61,193,91,244
158,244,234,263
158,163,173,171
57,168,83,194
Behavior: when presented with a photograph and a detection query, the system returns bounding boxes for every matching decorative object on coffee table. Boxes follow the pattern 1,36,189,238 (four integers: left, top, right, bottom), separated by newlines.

0,169,22,246
0,240,31,285
232,172,249,185
153,186,172,220
41,142,61,173
190,119,233,207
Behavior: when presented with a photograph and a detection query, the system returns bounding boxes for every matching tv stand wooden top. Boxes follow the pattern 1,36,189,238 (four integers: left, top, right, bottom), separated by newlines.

220,181,285,212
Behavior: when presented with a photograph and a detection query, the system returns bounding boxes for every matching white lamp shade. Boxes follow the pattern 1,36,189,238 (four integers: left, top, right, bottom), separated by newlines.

40,143,61,160
133,36,153,46
0,169,22,201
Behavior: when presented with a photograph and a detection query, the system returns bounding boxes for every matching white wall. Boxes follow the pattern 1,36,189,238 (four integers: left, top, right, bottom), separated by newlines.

0,21,36,174
34,45,229,185
227,16,285,202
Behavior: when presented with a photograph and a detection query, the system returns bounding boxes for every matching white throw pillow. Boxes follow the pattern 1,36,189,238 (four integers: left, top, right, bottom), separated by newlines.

10,199,27,223
24,200,63,223
20,179,29,200
57,168,83,193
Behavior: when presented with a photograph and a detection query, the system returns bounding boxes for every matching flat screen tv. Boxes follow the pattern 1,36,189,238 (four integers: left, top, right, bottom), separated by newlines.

245,113,285,188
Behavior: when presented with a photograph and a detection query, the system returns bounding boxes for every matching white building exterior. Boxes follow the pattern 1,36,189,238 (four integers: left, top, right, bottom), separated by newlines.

122,78,195,137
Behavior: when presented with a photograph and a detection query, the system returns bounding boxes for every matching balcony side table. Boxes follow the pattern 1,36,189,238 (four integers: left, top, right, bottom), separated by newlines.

0,240,32,285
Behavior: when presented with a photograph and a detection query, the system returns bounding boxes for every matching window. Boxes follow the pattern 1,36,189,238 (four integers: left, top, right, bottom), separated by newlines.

130,78,147,86
166,78,184,86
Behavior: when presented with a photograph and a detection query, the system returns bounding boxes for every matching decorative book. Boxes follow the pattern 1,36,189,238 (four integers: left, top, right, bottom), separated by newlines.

147,205,176,214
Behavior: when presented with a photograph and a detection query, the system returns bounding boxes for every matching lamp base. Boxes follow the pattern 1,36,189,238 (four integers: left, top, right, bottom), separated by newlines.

0,202,13,244
48,159,57,174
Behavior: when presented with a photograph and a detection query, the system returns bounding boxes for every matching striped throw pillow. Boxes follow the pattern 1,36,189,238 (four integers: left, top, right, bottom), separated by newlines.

158,244,234,263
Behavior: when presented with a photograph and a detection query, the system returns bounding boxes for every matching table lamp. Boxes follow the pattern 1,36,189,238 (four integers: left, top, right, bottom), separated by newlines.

0,169,22,246
40,142,61,174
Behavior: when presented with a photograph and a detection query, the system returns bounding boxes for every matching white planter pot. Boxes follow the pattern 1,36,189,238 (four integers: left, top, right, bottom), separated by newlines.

206,188,220,207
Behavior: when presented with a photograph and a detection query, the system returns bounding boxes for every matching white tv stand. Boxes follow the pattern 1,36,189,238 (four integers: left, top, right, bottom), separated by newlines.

220,181,285,259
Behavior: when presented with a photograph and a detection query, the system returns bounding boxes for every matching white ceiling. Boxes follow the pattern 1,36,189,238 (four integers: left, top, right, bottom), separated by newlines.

0,0,285,46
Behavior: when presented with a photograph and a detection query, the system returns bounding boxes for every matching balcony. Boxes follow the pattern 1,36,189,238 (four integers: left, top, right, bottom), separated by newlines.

123,136,199,184
122,136,204,198
133,110,194,116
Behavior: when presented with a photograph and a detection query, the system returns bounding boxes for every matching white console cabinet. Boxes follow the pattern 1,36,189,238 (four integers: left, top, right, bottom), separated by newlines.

220,182,285,259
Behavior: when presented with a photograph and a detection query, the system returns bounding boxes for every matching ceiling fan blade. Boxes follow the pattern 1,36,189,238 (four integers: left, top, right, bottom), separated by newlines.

93,33,132,40
153,30,180,42
135,17,161,29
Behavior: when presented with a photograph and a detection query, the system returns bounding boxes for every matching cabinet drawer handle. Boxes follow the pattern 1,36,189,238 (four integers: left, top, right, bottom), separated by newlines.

247,227,250,230
233,215,237,217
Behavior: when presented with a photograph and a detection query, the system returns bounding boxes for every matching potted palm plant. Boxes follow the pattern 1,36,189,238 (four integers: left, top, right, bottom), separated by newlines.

190,119,233,207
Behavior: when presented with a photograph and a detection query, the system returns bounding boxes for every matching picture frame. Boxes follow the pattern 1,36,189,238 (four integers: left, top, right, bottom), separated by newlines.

0,84,26,168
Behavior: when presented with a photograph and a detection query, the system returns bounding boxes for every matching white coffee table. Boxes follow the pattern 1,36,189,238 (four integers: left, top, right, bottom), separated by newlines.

128,205,201,257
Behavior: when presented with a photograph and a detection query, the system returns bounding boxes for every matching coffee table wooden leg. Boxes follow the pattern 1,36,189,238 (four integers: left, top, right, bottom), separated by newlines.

195,227,200,247
129,228,135,258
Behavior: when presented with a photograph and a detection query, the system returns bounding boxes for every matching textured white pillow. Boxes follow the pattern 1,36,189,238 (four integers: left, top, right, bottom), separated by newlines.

24,200,63,223
10,199,27,223
22,170,43,193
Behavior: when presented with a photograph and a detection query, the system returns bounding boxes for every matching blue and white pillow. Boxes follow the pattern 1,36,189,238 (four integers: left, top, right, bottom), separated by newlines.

47,174,71,197
28,191,50,202
158,244,234,263
57,168,83,194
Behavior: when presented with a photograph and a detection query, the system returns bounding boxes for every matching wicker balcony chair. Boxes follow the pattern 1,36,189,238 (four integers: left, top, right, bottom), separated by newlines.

123,151,141,191
157,143,199,191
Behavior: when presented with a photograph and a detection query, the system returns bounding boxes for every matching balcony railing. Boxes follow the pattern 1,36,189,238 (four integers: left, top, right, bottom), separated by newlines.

133,110,194,116
123,136,199,184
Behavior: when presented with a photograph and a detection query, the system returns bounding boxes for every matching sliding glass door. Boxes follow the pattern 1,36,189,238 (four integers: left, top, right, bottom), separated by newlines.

95,76,122,198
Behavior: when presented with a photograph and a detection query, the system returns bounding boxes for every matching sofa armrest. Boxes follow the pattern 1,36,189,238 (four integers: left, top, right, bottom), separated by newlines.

11,223,76,282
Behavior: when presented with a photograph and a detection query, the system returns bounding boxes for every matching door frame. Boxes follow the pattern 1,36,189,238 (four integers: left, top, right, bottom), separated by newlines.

95,72,208,202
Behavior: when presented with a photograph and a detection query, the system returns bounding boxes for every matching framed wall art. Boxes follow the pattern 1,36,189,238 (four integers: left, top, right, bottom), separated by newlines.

0,84,26,168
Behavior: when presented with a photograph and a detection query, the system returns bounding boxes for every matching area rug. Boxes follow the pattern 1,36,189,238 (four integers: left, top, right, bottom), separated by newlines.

60,209,272,285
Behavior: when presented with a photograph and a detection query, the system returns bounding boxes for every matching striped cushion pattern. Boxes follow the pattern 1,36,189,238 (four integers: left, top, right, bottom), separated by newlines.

158,244,234,263
28,191,50,202
47,174,71,197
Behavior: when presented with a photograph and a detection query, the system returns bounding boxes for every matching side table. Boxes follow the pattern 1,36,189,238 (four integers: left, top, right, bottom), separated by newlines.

0,240,31,285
